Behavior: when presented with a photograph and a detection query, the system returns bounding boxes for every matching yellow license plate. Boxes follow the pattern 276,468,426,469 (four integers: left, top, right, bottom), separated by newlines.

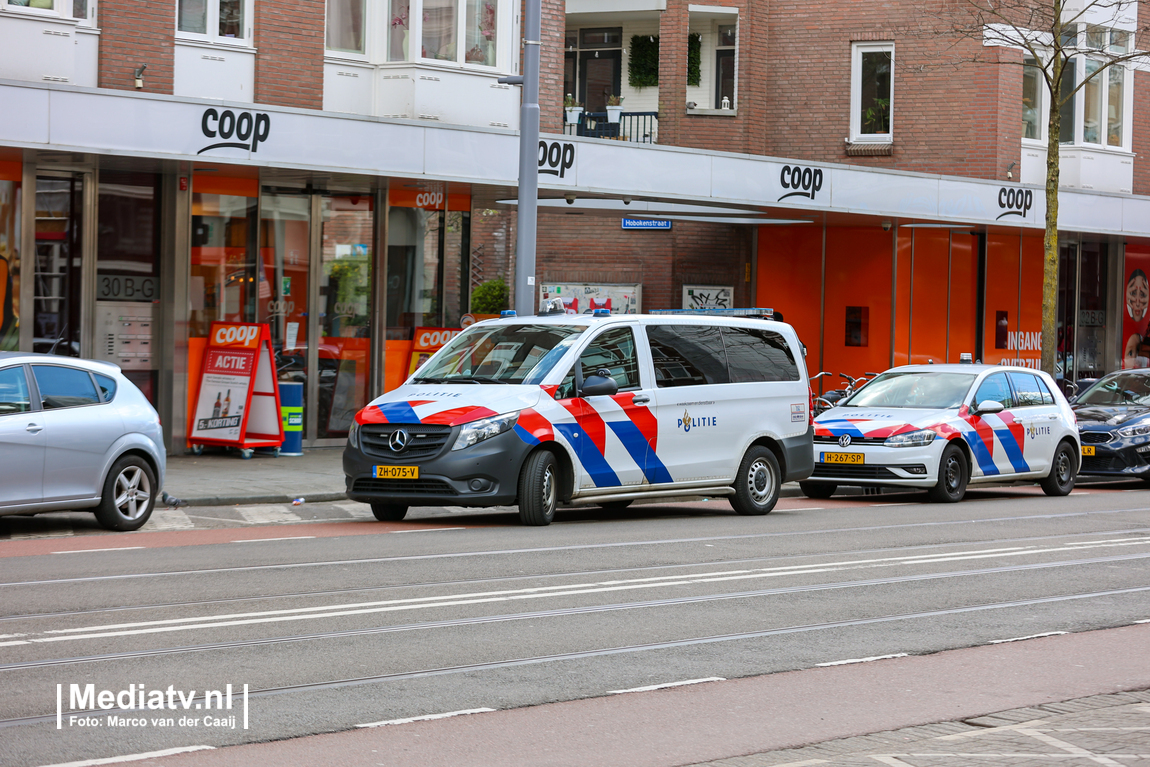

373,465,419,479
822,452,864,465
1081,445,1095,457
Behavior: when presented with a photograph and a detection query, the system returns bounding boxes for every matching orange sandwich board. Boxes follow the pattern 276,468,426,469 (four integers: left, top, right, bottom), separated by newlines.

190,322,284,451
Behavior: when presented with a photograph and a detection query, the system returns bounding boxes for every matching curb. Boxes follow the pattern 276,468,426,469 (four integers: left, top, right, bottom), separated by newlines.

174,491,349,508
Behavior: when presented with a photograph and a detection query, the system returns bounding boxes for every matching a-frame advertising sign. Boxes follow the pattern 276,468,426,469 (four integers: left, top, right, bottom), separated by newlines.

190,322,284,452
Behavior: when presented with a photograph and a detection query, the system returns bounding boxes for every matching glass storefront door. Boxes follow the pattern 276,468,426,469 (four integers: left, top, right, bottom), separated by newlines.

1058,240,1113,385
33,175,85,357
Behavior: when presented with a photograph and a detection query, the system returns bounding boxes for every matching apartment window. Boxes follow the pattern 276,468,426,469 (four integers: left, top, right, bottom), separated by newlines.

1051,26,1132,150
177,0,252,43
463,0,497,66
1022,56,1041,140
851,42,893,142
5,0,93,20
715,24,736,109
367,0,500,66
327,0,366,55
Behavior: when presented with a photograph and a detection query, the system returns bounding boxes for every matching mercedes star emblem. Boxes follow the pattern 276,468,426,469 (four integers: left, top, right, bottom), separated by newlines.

838,434,852,448
389,429,410,452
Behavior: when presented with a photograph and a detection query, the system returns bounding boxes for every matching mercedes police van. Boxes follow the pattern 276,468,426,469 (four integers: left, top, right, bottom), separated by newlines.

343,305,814,525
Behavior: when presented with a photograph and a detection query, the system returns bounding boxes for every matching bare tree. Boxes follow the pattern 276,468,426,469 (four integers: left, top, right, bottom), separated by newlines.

922,0,1149,376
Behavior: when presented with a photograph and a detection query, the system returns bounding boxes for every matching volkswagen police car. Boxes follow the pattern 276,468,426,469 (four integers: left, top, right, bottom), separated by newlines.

343,306,814,525
803,364,1079,502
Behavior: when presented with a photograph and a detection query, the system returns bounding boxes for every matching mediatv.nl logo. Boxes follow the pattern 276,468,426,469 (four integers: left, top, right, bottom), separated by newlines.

57,683,249,730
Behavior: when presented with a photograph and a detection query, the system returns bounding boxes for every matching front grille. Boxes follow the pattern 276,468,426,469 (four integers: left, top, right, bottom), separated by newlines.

352,478,459,495
1080,431,1114,444
812,462,900,480
1080,454,1128,473
360,423,452,460
814,435,888,445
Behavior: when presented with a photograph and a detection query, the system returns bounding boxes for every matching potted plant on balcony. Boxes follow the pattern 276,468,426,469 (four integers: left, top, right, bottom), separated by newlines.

605,95,624,123
564,94,584,126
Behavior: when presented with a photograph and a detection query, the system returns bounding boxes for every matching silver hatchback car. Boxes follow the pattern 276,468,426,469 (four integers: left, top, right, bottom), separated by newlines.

0,352,166,531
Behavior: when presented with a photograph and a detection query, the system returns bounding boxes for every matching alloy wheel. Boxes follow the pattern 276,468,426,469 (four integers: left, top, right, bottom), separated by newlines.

114,466,151,521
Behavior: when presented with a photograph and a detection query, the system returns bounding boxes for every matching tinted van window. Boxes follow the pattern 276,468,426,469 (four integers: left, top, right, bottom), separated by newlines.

647,325,729,387
32,366,100,410
580,326,640,390
723,327,799,383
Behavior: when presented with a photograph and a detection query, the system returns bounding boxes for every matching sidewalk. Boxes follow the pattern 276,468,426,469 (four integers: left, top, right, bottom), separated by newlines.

161,447,821,507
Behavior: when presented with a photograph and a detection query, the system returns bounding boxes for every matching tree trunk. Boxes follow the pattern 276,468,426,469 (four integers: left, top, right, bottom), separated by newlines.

1041,66,1062,379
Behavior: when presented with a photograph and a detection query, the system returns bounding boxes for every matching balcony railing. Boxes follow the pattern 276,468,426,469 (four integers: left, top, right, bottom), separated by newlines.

563,112,658,144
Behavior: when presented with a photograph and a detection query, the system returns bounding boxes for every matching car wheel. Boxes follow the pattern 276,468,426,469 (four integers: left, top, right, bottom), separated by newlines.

94,455,157,532
799,481,836,499
598,500,633,510
518,450,558,526
730,446,780,516
928,443,968,503
370,503,408,521
1040,441,1077,497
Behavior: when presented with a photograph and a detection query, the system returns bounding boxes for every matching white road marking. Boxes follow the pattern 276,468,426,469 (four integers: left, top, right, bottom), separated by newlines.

869,757,917,767
231,536,315,543
608,677,725,694
146,507,194,531
52,547,145,554
36,745,215,767
1135,618,1150,624
990,631,1068,643
21,536,1150,645
334,501,375,519
234,505,301,525
357,708,495,728
869,503,917,507
1015,726,1125,765
816,653,908,667
390,527,465,534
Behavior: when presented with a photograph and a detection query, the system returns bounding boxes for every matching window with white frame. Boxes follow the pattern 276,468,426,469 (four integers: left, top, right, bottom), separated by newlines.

177,0,252,45
1019,26,1132,151
714,23,736,109
4,0,93,22
325,0,499,67
850,42,893,142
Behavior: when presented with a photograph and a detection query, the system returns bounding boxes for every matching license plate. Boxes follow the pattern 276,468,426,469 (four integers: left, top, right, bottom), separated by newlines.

373,465,419,479
1081,445,1095,457
822,452,864,465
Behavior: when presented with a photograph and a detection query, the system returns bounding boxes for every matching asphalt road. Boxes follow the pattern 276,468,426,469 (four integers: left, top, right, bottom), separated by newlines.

1,481,1148,767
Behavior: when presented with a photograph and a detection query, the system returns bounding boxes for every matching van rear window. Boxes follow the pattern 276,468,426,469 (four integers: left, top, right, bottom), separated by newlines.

723,327,799,383
647,324,799,387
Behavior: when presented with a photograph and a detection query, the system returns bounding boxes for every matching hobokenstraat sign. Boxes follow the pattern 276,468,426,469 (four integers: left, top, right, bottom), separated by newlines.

622,218,671,230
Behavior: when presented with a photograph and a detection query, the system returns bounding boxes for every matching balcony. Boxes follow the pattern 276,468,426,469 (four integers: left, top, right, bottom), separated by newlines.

563,112,658,143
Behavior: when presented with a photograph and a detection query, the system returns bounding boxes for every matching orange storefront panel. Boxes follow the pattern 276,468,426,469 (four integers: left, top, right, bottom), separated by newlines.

892,231,912,367
908,229,952,365
982,232,1043,366
755,225,822,367
823,227,893,380
948,234,978,362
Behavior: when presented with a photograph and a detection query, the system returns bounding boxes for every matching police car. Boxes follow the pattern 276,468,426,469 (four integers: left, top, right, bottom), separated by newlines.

804,364,1079,502
343,306,814,525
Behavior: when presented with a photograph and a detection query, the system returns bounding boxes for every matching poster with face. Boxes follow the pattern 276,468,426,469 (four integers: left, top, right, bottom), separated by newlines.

1122,244,1150,370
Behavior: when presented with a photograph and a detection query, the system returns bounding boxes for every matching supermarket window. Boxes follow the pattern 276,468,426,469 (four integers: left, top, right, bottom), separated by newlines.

177,0,253,45
851,42,893,142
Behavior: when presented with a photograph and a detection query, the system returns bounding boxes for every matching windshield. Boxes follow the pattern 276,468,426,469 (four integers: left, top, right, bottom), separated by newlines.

1078,372,1150,406
842,371,976,409
412,323,586,385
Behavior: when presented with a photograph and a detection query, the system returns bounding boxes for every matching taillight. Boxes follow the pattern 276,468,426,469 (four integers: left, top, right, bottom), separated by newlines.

808,386,815,423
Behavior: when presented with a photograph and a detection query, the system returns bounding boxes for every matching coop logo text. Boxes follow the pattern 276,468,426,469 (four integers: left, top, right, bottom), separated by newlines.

996,187,1033,219
199,108,271,154
538,140,575,178
778,165,823,201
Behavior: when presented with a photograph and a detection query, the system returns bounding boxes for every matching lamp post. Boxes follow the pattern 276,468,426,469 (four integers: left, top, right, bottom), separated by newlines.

499,0,541,316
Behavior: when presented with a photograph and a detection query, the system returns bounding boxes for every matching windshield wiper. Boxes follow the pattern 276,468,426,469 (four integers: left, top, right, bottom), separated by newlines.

446,376,511,384
411,376,452,384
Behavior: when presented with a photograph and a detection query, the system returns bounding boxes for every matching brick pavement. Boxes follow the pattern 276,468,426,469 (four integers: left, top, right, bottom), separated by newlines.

689,690,1150,767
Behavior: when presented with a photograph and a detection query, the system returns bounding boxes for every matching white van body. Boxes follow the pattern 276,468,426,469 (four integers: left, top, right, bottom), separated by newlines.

343,312,814,524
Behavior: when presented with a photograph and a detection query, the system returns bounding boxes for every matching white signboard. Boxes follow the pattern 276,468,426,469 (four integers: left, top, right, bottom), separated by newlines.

191,347,254,442
538,284,641,314
682,285,734,311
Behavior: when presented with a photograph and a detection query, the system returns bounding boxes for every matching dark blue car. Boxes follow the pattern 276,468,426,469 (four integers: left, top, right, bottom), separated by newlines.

1073,369,1150,483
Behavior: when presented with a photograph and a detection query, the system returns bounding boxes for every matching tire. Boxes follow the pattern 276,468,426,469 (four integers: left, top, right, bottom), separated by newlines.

598,500,633,511
928,443,968,503
370,503,408,521
730,446,780,516
518,450,558,526
1040,441,1077,497
94,455,157,532
799,481,836,499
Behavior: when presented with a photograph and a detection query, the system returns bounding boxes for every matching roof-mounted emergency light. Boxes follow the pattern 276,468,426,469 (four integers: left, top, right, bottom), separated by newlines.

500,310,517,318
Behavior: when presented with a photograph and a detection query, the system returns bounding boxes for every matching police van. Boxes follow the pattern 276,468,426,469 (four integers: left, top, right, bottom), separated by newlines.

343,305,814,525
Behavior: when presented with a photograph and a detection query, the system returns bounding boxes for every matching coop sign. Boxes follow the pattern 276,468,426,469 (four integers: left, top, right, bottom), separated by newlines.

996,187,1034,219
538,140,576,179
199,108,271,154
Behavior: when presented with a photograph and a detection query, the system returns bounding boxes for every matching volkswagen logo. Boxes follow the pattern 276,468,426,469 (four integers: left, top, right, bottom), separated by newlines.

838,434,852,448
389,429,410,452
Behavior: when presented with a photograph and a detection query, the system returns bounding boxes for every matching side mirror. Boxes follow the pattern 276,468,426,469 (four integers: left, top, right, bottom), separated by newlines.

581,373,618,398
975,399,1005,415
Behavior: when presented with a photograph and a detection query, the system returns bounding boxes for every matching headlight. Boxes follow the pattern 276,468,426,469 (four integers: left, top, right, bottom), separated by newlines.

348,421,360,448
884,429,937,448
452,411,520,451
1116,423,1150,438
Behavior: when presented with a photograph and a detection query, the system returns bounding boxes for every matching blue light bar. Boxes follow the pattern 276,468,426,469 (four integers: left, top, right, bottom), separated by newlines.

500,310,517,317
592,309,610,316
649,307,775,318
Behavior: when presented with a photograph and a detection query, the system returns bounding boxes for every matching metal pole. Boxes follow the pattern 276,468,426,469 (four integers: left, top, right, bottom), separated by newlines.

501,0,540,316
